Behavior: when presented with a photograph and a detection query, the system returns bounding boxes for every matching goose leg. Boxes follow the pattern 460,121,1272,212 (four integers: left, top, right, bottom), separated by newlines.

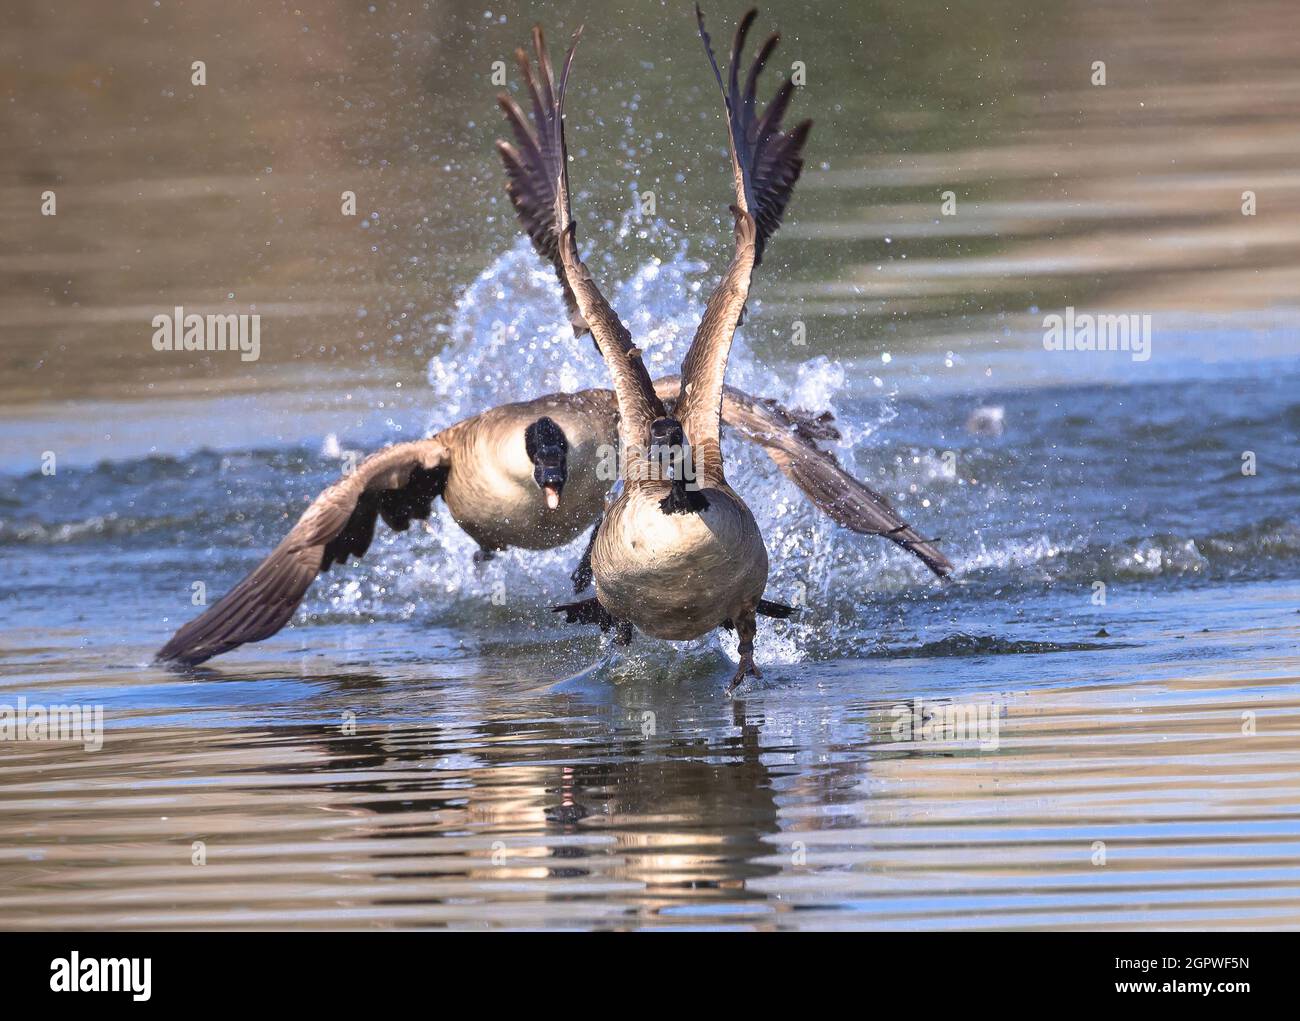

473,545,499,566
726,608,761,694
570,516,601,593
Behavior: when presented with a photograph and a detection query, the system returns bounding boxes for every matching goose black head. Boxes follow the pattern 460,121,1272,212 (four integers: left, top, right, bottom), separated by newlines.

525,416,568,510
649,417,709,515
648,417,685,458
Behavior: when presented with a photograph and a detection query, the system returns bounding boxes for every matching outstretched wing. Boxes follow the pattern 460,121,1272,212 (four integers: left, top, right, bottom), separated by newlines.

696,6,812,264
495,26,664,452
717,386,952,578
156,439,453,666
496,27,585,338
676,6,812,486
652,377,952,578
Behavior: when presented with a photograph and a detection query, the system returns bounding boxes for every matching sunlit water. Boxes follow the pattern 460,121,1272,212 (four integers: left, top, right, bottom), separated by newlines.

1,0,1298,929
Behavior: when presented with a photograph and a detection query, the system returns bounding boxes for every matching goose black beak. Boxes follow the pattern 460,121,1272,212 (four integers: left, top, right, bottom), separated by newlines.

525,416,568,512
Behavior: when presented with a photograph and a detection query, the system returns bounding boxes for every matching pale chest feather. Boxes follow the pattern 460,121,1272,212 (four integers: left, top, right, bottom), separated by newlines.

443,403,615,551
593,484,768,640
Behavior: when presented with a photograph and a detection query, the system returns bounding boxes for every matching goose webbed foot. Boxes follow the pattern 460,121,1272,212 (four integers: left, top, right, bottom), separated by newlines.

554,597,607,626
553,597,631,647
757,598,797,619
726,653,761,694
570,555,593,593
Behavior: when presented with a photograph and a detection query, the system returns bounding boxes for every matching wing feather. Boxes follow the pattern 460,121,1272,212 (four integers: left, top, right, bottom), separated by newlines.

156,439,452,665
677,6,812,485
495,26,664,457
653,376,952,577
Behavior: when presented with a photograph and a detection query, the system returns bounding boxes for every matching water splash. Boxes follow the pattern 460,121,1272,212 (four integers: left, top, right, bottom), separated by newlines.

412,217,928,664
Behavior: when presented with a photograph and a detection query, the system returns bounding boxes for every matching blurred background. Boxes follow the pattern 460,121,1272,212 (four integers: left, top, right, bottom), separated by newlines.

3,0,1298,412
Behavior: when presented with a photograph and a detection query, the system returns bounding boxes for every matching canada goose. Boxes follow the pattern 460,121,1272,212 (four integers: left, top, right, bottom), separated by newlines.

506,8,841,689
154,377,948,666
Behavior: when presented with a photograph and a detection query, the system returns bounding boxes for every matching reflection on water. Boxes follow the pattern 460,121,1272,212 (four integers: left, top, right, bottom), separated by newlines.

2,629,1299,930
1,0,1299,929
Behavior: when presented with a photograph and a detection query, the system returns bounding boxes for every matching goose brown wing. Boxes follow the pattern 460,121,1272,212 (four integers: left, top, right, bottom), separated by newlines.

156,439,452,665
716,385,952,578
496,26,664,451
651,376,951,577
676,7,812,486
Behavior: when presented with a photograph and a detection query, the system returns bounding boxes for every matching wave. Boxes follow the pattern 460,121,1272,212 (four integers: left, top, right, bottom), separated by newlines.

874,632,1113,659
958,517,1300,585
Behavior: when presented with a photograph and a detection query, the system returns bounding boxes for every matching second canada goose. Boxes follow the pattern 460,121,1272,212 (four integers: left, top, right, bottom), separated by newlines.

510,8,873,689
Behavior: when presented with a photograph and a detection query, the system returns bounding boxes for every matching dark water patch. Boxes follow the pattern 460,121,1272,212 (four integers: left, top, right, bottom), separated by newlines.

875,631,1112,659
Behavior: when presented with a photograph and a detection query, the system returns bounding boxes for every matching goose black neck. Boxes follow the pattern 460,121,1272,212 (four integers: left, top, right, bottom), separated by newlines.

660,479,710,515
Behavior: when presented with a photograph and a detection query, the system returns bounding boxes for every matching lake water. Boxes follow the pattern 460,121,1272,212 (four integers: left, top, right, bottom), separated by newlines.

1,0,1298,929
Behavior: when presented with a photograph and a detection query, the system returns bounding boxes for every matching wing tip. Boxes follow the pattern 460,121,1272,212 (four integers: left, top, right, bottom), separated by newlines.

154,639,211,668
732,8,758,66
927,548,956,578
